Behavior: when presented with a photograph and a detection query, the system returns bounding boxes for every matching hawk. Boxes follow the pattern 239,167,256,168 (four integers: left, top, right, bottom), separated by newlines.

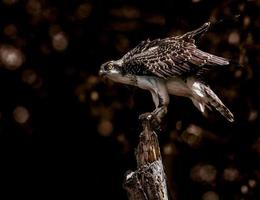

99,22,234,126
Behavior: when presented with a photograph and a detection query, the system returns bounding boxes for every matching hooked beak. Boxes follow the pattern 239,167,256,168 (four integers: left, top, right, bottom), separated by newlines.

99,69,106,77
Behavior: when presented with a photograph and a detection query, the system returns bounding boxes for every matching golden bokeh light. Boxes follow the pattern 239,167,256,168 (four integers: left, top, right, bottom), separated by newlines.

248,179,256,188
191,164,217,184
144,14,165,26
75,3,92,20
116,133,129,153
181,124,203,147
248,110,258,122
252,137,260,154
228,31,240,45
3,0,18,5
223,167,240,182
202,191,219,200
90,91,99,101
243,16,250,27
13,106,30,124
0,45,24,70
163,143,173,155
22,69,38,85
52,32,69,51
3,24,17,38
26,0,42,16
97,119,113,137
175,120,182,130
241,185,248,194
110,6,140,19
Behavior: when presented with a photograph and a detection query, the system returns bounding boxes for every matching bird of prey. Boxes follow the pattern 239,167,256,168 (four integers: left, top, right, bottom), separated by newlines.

99,22,234,126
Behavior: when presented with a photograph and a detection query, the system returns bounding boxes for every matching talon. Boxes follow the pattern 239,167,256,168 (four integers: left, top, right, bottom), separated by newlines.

139,112,153,121
147,114,153,120
139,108,167,132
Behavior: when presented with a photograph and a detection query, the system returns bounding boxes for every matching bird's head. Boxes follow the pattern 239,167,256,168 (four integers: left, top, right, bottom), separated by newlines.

99,60,126,83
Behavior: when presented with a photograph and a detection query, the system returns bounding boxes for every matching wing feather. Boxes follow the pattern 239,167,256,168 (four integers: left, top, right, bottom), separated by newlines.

122,23,229,79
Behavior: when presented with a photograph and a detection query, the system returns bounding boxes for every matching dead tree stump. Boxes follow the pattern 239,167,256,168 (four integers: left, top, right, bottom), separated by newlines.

123,120,170,200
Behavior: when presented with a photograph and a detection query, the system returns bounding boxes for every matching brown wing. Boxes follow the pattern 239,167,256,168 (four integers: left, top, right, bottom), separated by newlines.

123,38,229,79
122,39,161,61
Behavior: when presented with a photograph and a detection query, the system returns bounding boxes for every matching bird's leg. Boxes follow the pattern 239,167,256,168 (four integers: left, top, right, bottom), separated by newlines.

152,103,168,121
139,92,168,130
139,80,169,129
151,91,168,124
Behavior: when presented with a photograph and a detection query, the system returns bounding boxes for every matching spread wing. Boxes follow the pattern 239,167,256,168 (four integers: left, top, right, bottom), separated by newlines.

122,22,230,79
122,38,161,61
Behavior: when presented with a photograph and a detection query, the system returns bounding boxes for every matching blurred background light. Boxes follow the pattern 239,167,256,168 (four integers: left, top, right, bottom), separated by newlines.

0,45,24,70
192,0,201,3
3,0,18,5
3,24,17,38
243,16,250,27
75,3,92,20
228,31,240,45
181,124,203,147
248,179,256,188
52,32,68,51
97,119,113,137
22,69,38,85
240,185,248,194
90,91,99,101
202,191,219,200
163,143,174,156
223,167,240,182
191,163,217,184
110,6,140,19
252,137,260,154
248,110,258,122
26,0,42,17
13,106,30,124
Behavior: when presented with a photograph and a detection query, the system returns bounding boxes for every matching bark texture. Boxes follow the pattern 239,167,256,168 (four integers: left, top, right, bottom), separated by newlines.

123,120,170,200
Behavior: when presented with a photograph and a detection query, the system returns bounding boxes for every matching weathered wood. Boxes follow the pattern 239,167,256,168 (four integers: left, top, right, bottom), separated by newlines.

123,120,170,200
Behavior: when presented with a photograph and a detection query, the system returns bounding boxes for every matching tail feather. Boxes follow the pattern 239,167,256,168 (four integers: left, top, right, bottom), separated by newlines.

189,80,234,122
204,86,234,122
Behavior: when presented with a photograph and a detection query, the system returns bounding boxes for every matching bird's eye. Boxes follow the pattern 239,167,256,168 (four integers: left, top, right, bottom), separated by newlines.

107,63,113,70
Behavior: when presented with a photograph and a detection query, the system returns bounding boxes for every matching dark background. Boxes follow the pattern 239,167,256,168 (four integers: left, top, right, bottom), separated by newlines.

0,0,259,199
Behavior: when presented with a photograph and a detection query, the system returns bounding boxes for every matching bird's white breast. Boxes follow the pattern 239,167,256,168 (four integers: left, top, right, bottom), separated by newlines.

136,76,158,90
135,76,193,98
166,77,192,97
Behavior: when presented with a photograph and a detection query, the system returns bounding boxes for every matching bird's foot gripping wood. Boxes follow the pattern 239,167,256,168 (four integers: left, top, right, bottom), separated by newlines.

139,112,160,130
138,106,167,131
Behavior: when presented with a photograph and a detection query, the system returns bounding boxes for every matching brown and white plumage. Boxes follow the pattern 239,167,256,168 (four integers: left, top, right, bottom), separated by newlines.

122,22,229,78
100,22,234,124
